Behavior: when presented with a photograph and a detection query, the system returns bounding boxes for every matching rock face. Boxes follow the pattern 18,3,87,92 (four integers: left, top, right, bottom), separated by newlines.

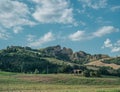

0,45,120,75
40,45,110,64
0,45,110,64
41,45,73,61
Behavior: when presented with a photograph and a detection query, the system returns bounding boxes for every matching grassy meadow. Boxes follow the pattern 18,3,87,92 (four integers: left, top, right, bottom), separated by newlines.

0,71,120,92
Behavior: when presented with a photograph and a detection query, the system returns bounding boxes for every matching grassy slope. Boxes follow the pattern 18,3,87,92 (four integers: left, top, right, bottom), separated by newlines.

86,60,120,69
44,57,120,70
0,71,120,92
43,57,79,66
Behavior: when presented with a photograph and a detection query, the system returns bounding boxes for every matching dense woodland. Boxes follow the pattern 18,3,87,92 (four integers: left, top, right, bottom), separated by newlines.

0,45,120,77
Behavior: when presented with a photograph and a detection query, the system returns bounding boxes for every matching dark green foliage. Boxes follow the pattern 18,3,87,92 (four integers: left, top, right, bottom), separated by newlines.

90,70,101,77
0,45,119,77
83,69,101,77
40,45,109,64
102,57,120,65
34,69,39,74
116,68,120,77
58,64,73,73
99,67,110,75
83,70,90,77
0,46,76,73
98,67,120,77
73,65,87,71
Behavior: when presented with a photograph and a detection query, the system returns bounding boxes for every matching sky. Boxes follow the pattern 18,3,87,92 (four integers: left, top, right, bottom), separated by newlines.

0,0,120,56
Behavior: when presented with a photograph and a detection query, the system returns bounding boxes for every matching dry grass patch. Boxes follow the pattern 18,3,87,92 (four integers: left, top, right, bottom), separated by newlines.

86,61,120,69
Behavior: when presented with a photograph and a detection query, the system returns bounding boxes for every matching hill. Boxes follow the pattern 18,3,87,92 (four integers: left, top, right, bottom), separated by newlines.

39,45,110,64
0,45,120,76
86,60,120,70
0,46,83,73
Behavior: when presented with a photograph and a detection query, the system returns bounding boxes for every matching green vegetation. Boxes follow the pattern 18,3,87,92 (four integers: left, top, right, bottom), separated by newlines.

0,45,120,77
0,43,120,92
97,90,120,92
102,57,120,65
0,71,120,92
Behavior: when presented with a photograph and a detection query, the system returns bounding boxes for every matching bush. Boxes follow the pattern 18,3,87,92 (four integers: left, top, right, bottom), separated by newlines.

116,68,120,77
90,70,101,77
99,67,109,75
34,69,39,74
83,70,101,77
83,70,90,77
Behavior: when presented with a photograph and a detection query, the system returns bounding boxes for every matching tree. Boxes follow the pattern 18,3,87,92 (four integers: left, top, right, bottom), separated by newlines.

83,70,90,77
94,70,101,77
99,67,109,75
90,71,95,77
20,62,25,73
116,68,120,77
34,69,39,74
90,70,101,77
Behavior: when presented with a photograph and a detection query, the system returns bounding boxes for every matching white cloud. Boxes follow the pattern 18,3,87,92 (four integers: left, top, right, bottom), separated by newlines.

79,21,86,26
111,47,120,53
78,0,107,9
102,38,120,53
93,26,119,37
0,28,10,40
0,0,35,33
13,26,23,34
111,6,120,12
32,0,74,24
69,26,119,41
95,17,111,25
69,31,86,41
103,38,112,48
115,40,120,46
28,32,54,47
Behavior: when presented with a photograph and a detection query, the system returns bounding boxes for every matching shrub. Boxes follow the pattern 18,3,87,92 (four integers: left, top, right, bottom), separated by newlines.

82,70,90,77
34,69,39,74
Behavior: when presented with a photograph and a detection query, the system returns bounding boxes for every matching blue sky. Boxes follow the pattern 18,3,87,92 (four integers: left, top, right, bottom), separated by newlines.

0,0,120,56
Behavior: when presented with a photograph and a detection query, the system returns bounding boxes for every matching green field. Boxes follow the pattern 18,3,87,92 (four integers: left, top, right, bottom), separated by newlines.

0,71,120,92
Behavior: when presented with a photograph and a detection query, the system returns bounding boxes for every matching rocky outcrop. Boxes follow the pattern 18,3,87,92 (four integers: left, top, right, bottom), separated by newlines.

40,45,110,64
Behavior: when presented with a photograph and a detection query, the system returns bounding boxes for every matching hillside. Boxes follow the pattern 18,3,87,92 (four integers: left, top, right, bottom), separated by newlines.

0,46,84,73
86,60,120,70
0,45,120,76
39,45,110,64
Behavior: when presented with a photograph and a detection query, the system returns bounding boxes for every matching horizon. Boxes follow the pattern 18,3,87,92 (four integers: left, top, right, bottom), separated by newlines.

0,0,120,56
0,45,119,57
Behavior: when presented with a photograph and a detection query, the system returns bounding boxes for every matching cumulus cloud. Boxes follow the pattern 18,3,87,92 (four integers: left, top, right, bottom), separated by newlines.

32,0,74,24
13,26,23,34
103,38,112,48
102,38,120,53
93,26,119,37
111,47,120,53
111,6,120,12
115,40,120,46
69,31,86,41
0,0,35,34
95,17,111,25
0,28,10,40
78,0,107,9
69,26,119,41
27,32,54,47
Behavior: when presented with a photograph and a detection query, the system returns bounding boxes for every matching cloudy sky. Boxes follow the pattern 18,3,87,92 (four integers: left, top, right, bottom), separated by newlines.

0,0,120,56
